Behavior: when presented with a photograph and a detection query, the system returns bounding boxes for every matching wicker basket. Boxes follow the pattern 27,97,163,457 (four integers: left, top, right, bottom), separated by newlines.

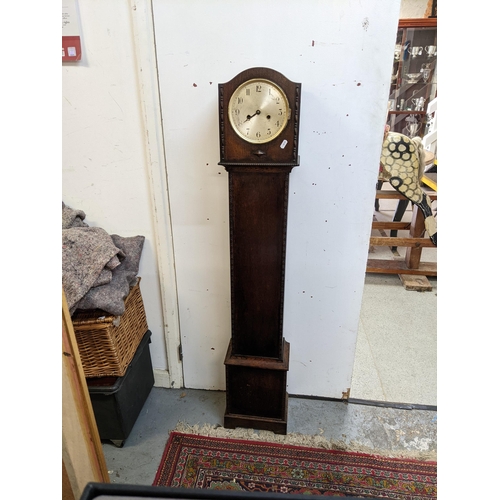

72,279,149,378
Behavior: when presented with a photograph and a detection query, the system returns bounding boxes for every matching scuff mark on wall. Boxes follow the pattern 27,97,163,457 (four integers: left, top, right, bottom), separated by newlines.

311,41,344,47
108,92,124,113
362,18,369,31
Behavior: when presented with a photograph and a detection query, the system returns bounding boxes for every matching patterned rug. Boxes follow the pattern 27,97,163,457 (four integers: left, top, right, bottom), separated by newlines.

153,432,437,498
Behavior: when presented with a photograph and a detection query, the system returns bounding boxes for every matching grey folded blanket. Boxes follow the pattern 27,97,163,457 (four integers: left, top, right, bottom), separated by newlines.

73,234,145,316
62,202,145,316
62,202,88,229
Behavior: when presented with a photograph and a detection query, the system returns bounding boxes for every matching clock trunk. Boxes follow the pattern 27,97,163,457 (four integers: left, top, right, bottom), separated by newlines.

229,169,289,359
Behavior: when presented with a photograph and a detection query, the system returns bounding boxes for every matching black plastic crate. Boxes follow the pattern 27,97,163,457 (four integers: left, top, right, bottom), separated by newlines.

86,330,154,447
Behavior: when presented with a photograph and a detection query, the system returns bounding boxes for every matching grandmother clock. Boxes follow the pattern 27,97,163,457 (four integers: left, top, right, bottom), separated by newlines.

218,67,301,434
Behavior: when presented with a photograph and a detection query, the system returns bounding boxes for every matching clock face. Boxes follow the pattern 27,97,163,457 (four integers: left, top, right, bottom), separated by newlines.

228,78,291,144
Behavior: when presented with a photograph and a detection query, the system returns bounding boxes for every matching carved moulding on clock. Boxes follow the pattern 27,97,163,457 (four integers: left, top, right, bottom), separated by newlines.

218,67,301,167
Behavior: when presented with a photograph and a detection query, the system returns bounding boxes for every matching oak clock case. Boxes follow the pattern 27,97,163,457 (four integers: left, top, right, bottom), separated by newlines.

219,67,300,165
218,67,301,435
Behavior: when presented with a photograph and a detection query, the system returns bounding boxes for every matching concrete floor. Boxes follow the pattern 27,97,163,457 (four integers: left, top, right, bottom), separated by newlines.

102,387,437,486
350,196,437,407
350,273,437,406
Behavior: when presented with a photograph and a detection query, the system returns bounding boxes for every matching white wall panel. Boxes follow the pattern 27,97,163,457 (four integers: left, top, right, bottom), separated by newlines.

153,0,400,396
62,0,169,373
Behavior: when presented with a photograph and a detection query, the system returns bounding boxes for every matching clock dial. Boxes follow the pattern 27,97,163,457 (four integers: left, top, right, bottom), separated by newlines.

228,78,291,144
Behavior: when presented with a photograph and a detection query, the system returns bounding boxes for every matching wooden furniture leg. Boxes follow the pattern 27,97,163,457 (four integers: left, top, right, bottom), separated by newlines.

390,199,410,239
366,190,437,281
405,203,426,269
374,180,383,211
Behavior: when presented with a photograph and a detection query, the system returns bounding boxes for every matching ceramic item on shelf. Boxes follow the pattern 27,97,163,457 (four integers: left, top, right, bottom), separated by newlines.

411,96,426,111
421,63,432,83
405,73,422,84
394,44,402,60
410,46,423,57
425,45,437,57
404,123,422,137
404,114,422,137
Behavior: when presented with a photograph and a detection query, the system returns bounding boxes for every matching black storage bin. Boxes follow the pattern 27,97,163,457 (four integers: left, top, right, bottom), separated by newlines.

86,330,154,447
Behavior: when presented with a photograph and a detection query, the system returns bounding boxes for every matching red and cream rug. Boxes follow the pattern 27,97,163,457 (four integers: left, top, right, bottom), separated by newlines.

153,431,437,498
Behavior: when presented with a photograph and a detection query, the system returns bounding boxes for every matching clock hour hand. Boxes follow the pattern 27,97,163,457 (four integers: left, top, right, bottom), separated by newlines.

244,109,261,122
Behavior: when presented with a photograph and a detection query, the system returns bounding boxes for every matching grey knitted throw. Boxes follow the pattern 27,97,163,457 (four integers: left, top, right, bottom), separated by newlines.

62,202,145,316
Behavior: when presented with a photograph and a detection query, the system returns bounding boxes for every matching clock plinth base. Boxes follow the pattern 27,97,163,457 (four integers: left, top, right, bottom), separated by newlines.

224,397,288,435
224,340,289,435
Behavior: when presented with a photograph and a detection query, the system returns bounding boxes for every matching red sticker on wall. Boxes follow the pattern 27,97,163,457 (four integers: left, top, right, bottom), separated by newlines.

62,35,81,62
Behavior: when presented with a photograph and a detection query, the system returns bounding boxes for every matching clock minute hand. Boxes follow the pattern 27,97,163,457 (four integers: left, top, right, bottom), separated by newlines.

244,109,261,122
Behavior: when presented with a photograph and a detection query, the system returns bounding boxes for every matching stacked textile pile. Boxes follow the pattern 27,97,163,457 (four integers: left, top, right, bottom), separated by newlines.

62,202,145,317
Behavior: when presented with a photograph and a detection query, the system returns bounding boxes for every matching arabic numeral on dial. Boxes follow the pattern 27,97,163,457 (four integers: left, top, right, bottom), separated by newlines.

238,97,244,104
256,85,262,92
267,128,272,135
276,120,280,127
256,131,261,138
245,89,250,96
246,128,250,135
234,109,240,115
278,109,283,116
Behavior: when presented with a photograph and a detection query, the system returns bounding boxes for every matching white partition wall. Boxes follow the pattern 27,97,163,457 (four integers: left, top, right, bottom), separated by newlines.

62,0,181,387
152,0,400,397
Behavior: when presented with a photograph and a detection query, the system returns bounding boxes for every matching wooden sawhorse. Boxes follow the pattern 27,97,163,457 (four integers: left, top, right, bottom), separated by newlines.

367,189,437,290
